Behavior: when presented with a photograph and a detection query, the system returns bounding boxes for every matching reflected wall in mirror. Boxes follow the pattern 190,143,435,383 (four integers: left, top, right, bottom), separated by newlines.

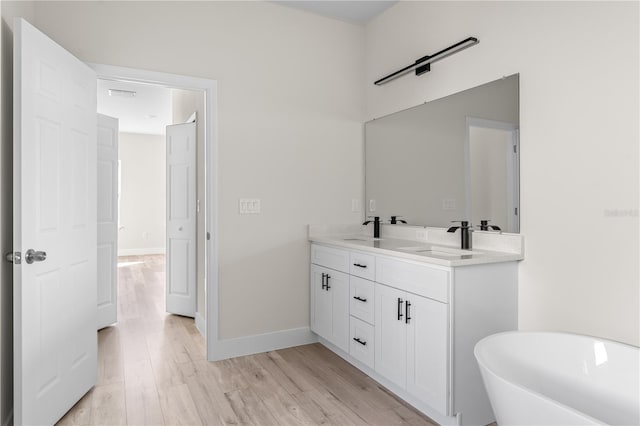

365,74,519,232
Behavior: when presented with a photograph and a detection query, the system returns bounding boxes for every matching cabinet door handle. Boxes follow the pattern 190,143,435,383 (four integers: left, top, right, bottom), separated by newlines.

405,300,412,324
353,296,367,303
353,263,367,269
321,273,327,290
397,297,404,321
353,337,367,346
325,274,331,290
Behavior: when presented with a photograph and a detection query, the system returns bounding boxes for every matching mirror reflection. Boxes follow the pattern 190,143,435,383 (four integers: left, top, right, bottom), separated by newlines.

365,74,519,232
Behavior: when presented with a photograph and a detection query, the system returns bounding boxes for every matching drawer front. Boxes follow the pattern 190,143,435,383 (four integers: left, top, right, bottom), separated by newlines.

349,251,375,280
376,256,449,303
311,244,349,273
350,276,375,324
350,317,374,369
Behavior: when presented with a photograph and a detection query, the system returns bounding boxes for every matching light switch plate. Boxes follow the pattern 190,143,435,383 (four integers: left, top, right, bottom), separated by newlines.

442,198,456,210
351,199,361,213
369,199,376,212
239,198,261,214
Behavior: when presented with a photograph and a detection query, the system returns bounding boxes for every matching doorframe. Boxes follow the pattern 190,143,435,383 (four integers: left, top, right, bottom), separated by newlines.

90,63,219,360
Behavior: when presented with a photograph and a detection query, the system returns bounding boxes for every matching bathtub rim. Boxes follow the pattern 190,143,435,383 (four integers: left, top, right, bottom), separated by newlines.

474,330,639,425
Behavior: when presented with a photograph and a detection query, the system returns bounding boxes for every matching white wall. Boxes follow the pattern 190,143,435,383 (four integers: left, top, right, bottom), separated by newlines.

28,1,364,339
365,1,639,345
171,89,207,318
118,132,166,255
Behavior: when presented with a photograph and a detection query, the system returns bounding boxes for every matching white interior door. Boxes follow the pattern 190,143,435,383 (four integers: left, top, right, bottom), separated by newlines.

13,18,97,425
97,114,118,329
166,122,197,317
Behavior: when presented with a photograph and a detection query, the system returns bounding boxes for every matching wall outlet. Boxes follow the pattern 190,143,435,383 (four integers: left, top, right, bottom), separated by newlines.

351,199,361,213
239,198,261,214
415,229,427,241
369,199,376,212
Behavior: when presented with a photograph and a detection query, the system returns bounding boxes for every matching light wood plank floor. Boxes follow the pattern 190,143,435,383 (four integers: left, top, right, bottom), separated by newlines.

58,254,437,426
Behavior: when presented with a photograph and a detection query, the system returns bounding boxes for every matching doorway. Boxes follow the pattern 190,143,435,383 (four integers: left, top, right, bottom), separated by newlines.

465,117,520,233
96,78,206,331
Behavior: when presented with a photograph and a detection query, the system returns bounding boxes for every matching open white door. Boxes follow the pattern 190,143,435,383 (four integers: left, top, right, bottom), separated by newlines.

12,18,97,425
166,122,197,317
97,114,118,329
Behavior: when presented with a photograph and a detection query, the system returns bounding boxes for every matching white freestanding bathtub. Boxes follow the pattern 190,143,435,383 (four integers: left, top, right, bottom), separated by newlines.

474,331,640,425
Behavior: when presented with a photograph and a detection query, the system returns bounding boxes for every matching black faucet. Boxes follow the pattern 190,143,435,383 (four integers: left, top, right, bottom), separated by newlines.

479,220,501,231
447,220,471,250
389,216,407,224
363,216,381,238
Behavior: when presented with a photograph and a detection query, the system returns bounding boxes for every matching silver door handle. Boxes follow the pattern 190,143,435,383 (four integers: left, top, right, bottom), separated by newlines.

25,249,47,264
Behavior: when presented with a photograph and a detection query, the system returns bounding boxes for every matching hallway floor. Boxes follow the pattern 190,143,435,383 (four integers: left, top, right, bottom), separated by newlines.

57,254,436,425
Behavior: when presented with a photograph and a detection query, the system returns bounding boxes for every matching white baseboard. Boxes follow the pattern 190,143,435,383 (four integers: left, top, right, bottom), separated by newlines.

195,312,206,337
118,247,165,256
209,327,317,361
3,408,13,426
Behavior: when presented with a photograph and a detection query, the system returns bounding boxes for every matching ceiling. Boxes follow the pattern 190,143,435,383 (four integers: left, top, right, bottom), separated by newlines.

273,1,397,24
97,79,173,135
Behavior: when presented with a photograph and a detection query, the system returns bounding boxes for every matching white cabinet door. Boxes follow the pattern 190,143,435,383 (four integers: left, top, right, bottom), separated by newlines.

375,283,407,388
328,269,350,352
407,294,449,415
310,264,349,352
311,265,332,339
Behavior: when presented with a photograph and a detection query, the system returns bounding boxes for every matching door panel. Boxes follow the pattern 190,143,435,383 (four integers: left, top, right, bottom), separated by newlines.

311,265,332,339
97,114,118,329
328,270,350,352
407,295,449,414
375,284,406,388
14,18,97,425
166,122,197,317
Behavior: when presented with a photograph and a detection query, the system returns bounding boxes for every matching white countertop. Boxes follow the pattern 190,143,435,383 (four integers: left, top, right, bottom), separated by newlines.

309,233,524,267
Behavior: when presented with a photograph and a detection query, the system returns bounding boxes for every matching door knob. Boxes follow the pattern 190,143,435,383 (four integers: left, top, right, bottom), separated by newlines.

25,249,47,264
178,226,183,231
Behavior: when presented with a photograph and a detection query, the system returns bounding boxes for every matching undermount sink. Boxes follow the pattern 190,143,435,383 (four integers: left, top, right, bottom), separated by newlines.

397,245,480,256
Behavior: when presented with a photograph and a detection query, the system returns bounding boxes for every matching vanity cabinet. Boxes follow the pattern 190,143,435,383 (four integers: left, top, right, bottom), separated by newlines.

309,241,518,426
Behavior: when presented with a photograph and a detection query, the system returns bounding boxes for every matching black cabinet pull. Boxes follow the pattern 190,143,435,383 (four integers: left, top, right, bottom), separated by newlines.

325,274,331,290
353,263,367,269
353,337,367,346
321,273,327,290
397,297,404,321
405,300,412,324
353,296,367,303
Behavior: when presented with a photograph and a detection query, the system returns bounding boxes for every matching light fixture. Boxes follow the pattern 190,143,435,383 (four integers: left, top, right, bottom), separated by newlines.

374,37,479,86
108,88,136,97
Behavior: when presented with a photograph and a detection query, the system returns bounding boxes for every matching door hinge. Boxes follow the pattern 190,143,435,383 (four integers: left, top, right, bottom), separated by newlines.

515,207,518,215
513,144,517,153
207,232,211,241
5,251,21,264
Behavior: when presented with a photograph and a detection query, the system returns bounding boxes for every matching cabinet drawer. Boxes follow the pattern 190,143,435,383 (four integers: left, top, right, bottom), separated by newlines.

350,317,374,369
311,244,349,272
350,276,375,324
376,257,449,303
349,251,375,281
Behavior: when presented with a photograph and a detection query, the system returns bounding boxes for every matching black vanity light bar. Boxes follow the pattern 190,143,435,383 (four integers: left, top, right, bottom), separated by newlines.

374,37,479,86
